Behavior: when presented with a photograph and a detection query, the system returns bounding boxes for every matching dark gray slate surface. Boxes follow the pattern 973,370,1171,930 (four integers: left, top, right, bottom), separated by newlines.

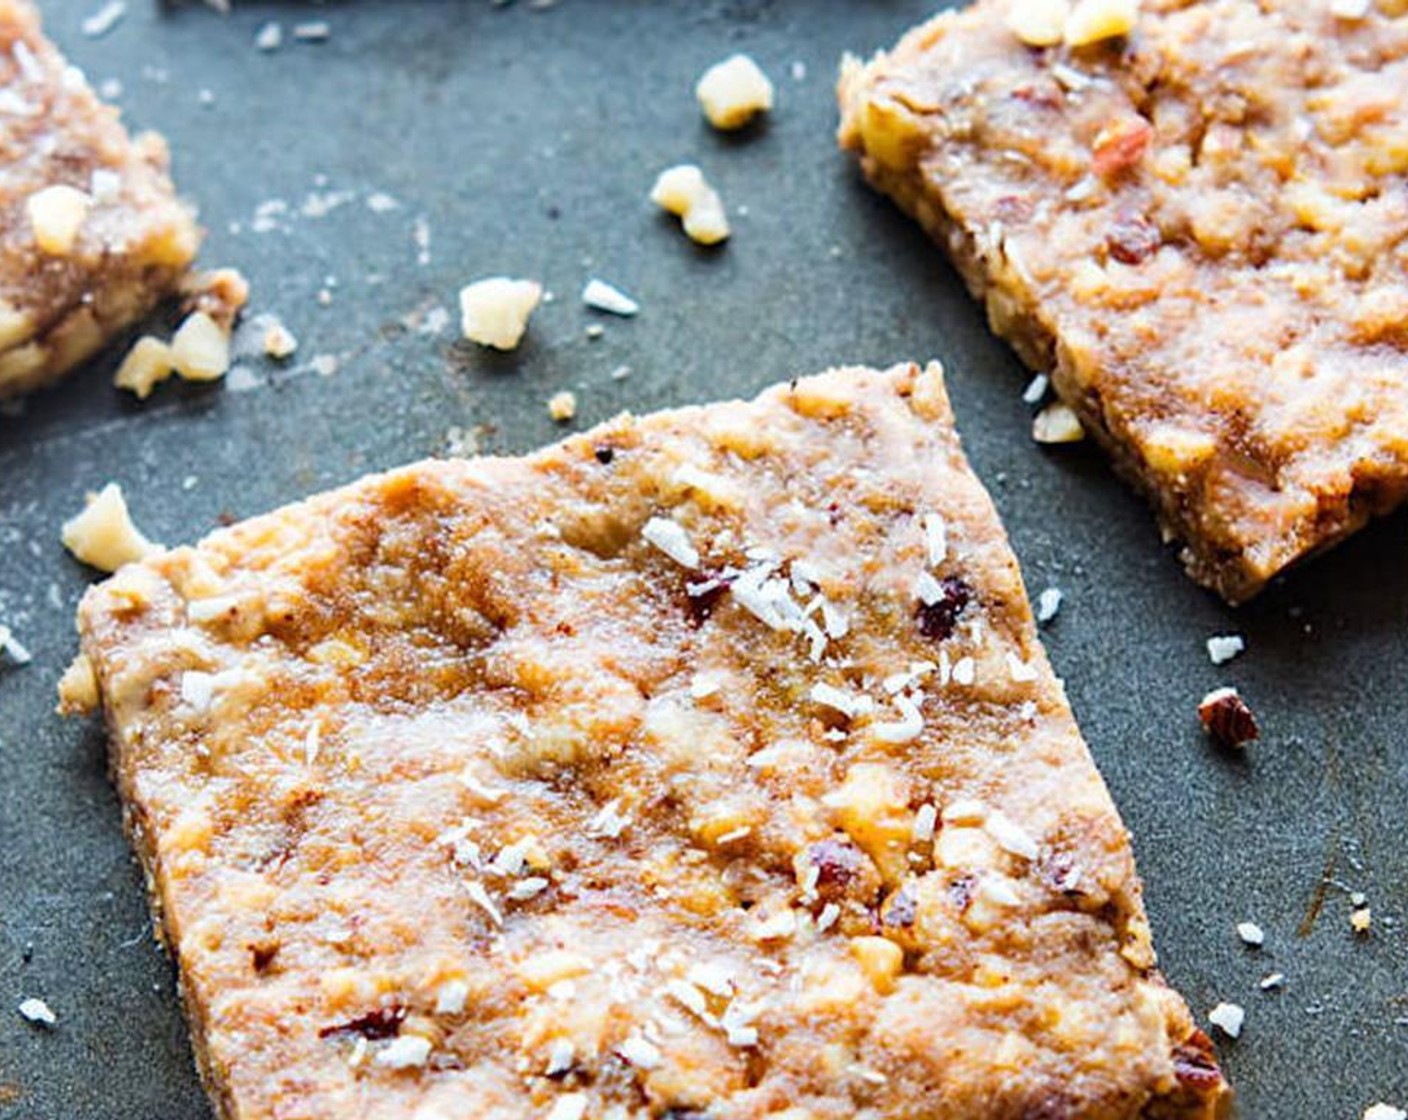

0,2,1404,1117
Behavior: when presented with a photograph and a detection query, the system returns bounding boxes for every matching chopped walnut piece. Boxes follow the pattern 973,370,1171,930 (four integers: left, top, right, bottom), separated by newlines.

262,319,299,359
1197,686,1259,748
62,482,160,572
547,390,577,422
1006,0,1070,46
170,311,231,382
56,653,100,716
27,184,91,255
1032,402,1085,443
1064,0,1138,46
1092,117,1153,179
696,53,775,131
182,268,250,332
113,336,174,399
651,164,730,245
458,277,543,350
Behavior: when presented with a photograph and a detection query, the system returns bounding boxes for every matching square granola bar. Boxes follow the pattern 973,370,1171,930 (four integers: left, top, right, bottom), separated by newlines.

840,0,1408,601
73,363,1226,1119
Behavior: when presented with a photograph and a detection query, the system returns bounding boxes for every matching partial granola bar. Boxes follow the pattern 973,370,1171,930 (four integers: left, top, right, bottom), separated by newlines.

0,0,198,398
839,0,1408,602
74,362,1226,1119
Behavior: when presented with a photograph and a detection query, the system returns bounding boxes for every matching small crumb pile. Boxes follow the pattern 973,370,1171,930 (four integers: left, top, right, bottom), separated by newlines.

546,390,577,422
696,53,774,130
115,269,248,399
458,277,543,350
651,164,729,245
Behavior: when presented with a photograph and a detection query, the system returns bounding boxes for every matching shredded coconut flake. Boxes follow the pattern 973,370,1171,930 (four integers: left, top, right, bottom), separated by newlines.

1206,634,1246,665
587,798,631,839
641,516,699,569
921,512,948,567
871,692,924,744
582,278,640,316
816,902,841,932
1022,373,1050,404
465,880,503,926
1236,921,1265,947
1362,1105,1405,1120
18,997,56,1026
1035,587,1063,623
951,657,976,686
912,803,938,844
810,681,873,720
1006,653,1039,682
375,1034,432,1069
545,1037,575,1075
1208,1001,1245,1039
435,979,470,1016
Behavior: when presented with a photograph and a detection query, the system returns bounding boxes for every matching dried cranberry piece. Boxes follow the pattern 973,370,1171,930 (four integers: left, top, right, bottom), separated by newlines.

808,839,865,898
1107,211,1161,265
915,577,971,641
1198,687,1259,747
684,570,734,627
318,1006,405,1040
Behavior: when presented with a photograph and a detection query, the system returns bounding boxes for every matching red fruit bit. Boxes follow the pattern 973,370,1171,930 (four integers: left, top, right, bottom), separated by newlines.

808,838,865,898
1092,115,1153,179
318,1005,405,1041
915,577,971,641
1107,210,1161,265
1172,1030,1225,1092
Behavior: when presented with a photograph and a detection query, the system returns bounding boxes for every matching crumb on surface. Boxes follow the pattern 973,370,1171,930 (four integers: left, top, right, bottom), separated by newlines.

262,319,298,359
582,278,639,317
61,482,159,573
170,311,232,383
0,623,32,666
1364,1105,1407,1120
1197,686,1259,748
1035,587,1062,623
1235,921,1264,947
113,336,173,399
18,997,56,1027
1206,634,1245,664
1207,1001,1244,1039
651,164,730,245
1032,402,1084,443
458,277,542,350
696,53,775,130
547,390,577,422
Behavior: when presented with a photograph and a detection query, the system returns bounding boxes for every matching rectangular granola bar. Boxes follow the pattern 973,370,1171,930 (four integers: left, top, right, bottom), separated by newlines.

0,0,198,398
73,363,1226,1119
839,0,1408,601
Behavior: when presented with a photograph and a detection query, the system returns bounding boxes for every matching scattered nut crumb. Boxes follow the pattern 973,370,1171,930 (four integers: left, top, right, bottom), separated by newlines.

254,21,282,51
547,390,577,422
56,653,99,715
0,623,31,666
17,997,57,1027
1259,972,1285,990
1207,1001,1244,1039
1022,373,1050,404
1351,893,1372,935
170,311,232,383
262,319,299,359
1205,633,1245,664
27,185,92,256
458,277,543,350
309,353,339,377
1032,401,1085,443
1235,921,1264,947
696,53,775,130
1198,686,1259,748
582,277,639,317
61,482,160,572
1035,587,1063,623
584,323,605,340
182,268,250,332
81,0,127,38
1364,1105,1407,1120
113,336,174,399
651,164,730,245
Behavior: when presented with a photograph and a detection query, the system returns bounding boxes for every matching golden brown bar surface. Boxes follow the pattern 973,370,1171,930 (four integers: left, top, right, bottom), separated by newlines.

839,0,1408,602
0,0,197,397
76,363,1227,1119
